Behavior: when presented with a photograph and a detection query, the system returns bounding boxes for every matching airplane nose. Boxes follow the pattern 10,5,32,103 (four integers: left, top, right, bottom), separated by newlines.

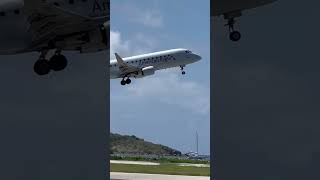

193,54,201,62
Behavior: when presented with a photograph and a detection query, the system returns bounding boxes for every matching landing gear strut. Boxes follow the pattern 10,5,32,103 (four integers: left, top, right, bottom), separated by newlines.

33,50,50,75
225,18,241,42
180,65,186,75
33,49,68,76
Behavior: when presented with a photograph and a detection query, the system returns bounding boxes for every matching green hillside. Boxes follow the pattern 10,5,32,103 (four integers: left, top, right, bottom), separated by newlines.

110,133,181,156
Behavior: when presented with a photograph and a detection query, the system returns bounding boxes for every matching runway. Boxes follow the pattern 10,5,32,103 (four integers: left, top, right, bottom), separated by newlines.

110,160,160,166
111,172,210,180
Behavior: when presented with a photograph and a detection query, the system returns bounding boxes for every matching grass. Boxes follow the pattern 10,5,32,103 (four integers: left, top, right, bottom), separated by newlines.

111,156,210,164
110,163,210,176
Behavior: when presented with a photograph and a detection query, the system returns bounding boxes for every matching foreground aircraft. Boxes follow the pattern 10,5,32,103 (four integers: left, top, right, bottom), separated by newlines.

110,49,201,85
0,0,109,75
212,0,277,41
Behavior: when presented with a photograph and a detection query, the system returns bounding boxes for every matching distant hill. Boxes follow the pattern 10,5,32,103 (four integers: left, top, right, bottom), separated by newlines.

110,133,181,156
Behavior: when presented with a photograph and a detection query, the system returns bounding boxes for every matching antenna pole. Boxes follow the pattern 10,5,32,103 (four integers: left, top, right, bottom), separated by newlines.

196,131,199,155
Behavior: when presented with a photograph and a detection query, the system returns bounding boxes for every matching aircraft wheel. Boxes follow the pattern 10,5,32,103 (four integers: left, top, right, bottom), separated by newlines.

125,78,131,84
34,59,50,75
230,31,241,41
182,71,186,75
49,54,68,71
120,80,126,86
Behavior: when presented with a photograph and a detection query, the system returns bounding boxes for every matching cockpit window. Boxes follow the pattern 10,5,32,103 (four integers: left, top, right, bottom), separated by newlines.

185,50,192,54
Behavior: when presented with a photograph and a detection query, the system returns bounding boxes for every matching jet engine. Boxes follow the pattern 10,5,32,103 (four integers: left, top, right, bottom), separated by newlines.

135,66,155,78
0,0,24,11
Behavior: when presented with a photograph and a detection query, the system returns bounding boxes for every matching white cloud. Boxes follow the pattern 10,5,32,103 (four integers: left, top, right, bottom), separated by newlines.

111,69,210,116
114,2,164,28
110,31,157,58
110,31,130,58
135,10,163,28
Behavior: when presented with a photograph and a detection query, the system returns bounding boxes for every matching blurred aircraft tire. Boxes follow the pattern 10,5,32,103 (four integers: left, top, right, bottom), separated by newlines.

125,78,131,84
120,80,126,85
49,54,68,71
34,60,50,75
230,31,241,41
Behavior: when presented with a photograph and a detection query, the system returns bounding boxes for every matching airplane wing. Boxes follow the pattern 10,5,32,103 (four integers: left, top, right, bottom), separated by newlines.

212,0,277,17
23,0,108,50
115,53,140,75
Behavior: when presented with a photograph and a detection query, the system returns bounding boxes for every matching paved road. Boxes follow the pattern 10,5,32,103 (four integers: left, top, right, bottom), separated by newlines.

110,172,210,180
110,160,160,166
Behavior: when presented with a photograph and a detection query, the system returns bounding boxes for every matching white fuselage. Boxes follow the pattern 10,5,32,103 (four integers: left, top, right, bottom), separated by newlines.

109,49,201,79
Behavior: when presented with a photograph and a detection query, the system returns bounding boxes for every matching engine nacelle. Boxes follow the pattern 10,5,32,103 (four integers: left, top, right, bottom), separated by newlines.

0,0,24,11
135,66,155,78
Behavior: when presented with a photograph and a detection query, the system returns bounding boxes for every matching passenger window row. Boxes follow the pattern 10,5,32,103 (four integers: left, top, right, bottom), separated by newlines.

109,55,174,67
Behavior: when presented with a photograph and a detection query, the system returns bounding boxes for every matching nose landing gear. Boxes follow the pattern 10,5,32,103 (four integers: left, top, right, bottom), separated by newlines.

180,65,186,75
225,18,241,42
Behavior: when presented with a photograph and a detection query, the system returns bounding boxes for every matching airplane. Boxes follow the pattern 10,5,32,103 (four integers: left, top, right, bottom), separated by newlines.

212,0,278,42
185,151,199,158
110,49,201,85
0,0,109,75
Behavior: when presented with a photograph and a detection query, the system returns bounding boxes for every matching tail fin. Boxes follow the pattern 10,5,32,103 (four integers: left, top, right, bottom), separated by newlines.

115,53,126,66
90,0,109,17
58,0,109,18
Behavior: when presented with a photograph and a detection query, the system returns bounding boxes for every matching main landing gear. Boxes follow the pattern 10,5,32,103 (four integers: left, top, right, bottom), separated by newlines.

120,77,131,86
225,18,241,42
180,65,186,75
33,49,68,76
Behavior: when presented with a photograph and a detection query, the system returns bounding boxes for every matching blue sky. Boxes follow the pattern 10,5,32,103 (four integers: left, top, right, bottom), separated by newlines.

110,0,210,155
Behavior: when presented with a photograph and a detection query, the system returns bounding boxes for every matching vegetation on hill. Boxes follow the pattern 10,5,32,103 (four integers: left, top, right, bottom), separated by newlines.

110,133,181,156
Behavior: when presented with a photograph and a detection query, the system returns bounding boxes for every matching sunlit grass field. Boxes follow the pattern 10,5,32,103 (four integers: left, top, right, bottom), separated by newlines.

111,156,210,164
110,163,210,176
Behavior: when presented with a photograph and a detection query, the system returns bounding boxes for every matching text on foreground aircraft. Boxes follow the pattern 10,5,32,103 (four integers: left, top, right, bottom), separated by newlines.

0,0,109,75
212,0,278,41
110,49,201,85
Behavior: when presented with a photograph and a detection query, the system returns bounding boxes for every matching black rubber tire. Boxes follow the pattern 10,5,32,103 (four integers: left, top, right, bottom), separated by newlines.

126,78,131,84
49,54,68,71
120,80,126,85
230,31,241,42
182,71,186,75
34,60,50,75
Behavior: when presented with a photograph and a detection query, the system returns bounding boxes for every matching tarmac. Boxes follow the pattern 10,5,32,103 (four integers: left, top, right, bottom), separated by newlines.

110,160,160,166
